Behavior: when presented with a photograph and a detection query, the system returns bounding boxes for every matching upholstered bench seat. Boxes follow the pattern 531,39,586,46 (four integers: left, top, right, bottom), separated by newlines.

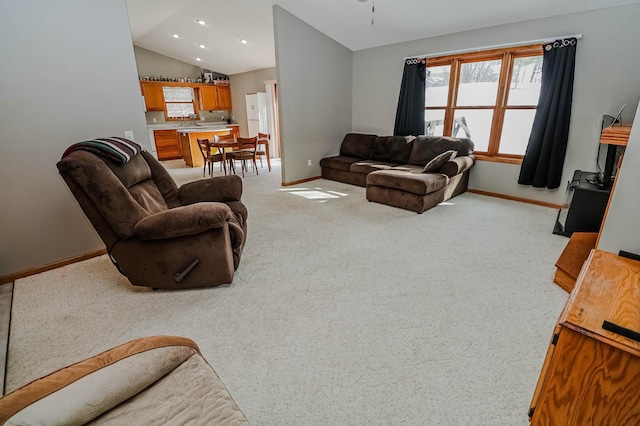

366,170,450,213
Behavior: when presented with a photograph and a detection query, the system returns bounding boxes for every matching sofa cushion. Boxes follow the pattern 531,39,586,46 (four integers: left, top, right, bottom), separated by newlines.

423,150,457,173
0,336,250,426
350,160,396,174
129,180,169,214
339,133,378,159
319,155,361,172
0,337,200,425
107,153,153,189
367,170,449,196
88,351,250,425
408,136,474,165
371,136,414,163
390,164,423,173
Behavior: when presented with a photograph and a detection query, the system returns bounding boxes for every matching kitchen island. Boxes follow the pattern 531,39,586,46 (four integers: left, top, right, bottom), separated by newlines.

147,123,239,165
177,126,238,168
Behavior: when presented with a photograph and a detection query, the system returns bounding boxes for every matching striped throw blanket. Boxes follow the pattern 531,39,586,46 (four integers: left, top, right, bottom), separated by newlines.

62,137,144,164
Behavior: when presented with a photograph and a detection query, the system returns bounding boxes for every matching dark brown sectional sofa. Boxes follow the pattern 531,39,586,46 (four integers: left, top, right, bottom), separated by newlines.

320,133,475,213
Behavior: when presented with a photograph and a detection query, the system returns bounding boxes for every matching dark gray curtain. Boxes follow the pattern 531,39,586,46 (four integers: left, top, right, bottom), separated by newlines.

518,38,578,189
394,59,426,136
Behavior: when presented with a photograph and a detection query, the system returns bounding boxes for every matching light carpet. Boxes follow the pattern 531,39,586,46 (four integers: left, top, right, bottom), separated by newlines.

8,160,569,425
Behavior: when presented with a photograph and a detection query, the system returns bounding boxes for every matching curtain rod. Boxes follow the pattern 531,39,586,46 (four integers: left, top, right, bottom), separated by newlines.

403,34,583,60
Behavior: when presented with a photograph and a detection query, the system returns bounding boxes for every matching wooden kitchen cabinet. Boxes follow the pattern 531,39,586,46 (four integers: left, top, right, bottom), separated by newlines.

199,86,219,111
153,129,181,160
141,81,232,112
141,82,165,111
529,249,640,425
227,125,239,139
217,85,232,110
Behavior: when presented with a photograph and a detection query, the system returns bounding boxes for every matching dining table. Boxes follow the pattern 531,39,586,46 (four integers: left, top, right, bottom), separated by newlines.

209,139,239,175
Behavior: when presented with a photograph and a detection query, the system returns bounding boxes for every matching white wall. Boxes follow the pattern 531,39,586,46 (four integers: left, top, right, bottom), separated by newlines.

598,101,640,255
352,4,640,206
134,46,205,80
229,67,277,138
273,6,353,184
0,0,149,278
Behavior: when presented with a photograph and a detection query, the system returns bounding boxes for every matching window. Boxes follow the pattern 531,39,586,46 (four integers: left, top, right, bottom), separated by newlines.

425,45,543,163
163,87,199,120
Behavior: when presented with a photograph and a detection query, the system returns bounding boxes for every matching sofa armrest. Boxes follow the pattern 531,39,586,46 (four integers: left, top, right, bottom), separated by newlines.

0,336,200,426
440,155,475,177
134,203,233,240
179,175,243,206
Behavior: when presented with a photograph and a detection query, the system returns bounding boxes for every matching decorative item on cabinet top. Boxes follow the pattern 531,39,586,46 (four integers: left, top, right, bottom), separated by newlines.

140,75,229,85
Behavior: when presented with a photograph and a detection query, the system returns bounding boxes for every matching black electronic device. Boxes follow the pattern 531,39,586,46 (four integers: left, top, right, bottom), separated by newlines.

554,170,611,237
588,105,626,188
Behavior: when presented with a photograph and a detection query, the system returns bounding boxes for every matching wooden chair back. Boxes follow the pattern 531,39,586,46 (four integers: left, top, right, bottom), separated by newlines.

237,137,257,152
196,138,211,159
217,133,237,143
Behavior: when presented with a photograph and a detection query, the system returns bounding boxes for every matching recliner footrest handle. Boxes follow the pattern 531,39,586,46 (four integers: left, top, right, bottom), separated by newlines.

174,259,199,282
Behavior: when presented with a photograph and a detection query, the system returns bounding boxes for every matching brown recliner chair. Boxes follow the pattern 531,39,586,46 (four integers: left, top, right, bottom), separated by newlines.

57,149,247,290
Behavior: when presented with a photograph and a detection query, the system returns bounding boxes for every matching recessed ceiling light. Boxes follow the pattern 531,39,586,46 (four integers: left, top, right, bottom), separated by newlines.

195,57,202,62
199,44,206,49
240,39,248,44
171,33,180,39
196,19,206,26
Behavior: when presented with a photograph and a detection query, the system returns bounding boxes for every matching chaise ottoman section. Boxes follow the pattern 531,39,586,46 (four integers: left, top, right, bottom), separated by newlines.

366,170,449,213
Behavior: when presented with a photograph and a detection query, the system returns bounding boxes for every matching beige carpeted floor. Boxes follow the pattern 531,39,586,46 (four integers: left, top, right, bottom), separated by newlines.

7,159,569,425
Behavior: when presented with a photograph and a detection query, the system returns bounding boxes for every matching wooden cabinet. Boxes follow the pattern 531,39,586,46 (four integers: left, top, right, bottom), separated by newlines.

141,82,165,111
553,232,598,292
198,85,232,111
199,86,219,111
141,81,232,113
153,129,181,160
227,125,239,139
530,250,640,424
217,85,232,110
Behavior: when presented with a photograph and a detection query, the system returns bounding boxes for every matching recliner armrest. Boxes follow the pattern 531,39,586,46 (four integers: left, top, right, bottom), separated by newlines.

440,155,475,177
179,175,243,206
134,203,233,240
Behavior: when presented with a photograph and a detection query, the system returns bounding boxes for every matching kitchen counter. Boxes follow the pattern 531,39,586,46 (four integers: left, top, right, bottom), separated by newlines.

178,126,230,133
147,122,238,131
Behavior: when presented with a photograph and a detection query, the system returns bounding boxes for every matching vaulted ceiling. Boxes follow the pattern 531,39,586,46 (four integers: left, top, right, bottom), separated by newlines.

126,0,640,75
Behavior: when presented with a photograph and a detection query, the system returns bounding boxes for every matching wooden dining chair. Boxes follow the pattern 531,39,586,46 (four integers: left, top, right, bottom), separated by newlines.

217,133,237,144
256,133,271,172
228,137,258,177
196,138,226,176
214,133,237,173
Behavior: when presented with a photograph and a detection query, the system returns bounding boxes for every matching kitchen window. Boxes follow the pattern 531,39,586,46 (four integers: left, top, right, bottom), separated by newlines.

425,44,543,164
163,87,199,120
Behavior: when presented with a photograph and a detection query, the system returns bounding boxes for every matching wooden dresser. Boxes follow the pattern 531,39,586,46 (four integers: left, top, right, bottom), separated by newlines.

530,249,640,424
